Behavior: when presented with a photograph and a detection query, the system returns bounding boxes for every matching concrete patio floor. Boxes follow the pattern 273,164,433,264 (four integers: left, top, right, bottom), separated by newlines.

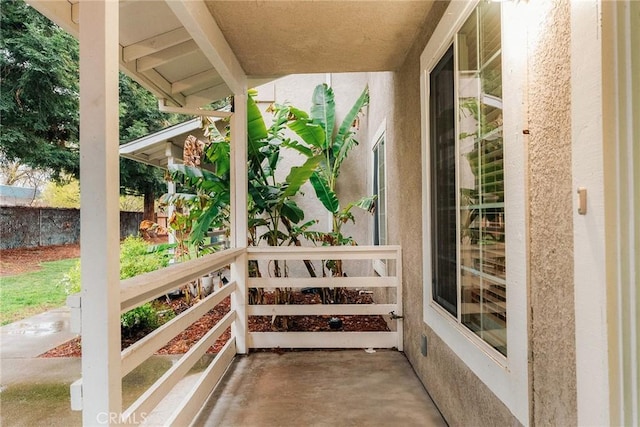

1,308,447,426
194,350,447,427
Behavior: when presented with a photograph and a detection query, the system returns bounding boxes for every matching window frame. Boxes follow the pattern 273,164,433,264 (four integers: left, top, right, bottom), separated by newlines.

420,0,528,423
371,120,388,276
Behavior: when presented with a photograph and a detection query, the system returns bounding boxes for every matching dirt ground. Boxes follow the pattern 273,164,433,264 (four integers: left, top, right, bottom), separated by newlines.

0,243,81,277
0,236,167,277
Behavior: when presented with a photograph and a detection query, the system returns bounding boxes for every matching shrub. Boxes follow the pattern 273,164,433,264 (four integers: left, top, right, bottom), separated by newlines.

60,260,81,295
119,236,168,279
60,236,170,334
120,302,158,333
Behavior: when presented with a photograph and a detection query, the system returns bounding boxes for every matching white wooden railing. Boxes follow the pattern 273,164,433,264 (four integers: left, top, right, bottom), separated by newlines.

67,247,246,425
247,245,403,351
67,244,402,425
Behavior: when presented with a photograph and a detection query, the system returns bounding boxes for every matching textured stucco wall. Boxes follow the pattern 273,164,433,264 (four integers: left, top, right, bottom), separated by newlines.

370,2,518,426
372,1,521,425
367,72,395,306
379,1,578,425
526,1,577,424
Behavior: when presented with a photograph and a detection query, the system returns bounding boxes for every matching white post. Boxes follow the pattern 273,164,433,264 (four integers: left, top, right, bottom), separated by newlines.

230,92,248,354
79,1,122,424
165,144,176,246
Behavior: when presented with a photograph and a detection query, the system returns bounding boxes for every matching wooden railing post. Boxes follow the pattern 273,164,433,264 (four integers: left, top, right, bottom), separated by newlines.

230,92,248,354
231,251,248,354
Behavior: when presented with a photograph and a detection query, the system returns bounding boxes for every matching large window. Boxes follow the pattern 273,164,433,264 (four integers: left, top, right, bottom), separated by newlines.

372,125,388,276
373,132,387,247
428,1,506,356
429,46,458,317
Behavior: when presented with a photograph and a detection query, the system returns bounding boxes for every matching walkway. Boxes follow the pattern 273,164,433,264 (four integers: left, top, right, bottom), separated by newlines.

193,350,447,427
1,308,447,426
1,307,80,385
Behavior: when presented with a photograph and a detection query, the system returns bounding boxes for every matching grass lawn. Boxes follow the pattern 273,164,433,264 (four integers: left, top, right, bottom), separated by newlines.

0,258,78,325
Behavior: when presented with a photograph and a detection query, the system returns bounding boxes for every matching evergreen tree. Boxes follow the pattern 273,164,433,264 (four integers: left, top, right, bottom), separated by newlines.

1,0,185,219
0,0,79,179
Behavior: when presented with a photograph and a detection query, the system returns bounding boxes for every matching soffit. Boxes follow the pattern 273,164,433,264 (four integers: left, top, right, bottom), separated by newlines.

27,0,435,107
205,0,435,75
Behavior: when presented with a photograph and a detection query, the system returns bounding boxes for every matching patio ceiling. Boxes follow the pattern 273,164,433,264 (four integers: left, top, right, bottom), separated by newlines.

27,0,435,108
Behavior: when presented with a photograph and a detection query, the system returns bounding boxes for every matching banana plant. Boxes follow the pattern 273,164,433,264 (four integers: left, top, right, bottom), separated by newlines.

283,84,375,302
166,90,319,325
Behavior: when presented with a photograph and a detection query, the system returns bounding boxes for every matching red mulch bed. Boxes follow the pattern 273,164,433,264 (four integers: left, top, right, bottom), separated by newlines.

40,290,389,358
0,243,81,276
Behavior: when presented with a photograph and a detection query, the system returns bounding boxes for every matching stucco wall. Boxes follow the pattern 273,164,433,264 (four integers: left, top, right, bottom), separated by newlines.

0,207,142,249
372,1,579,425
526,1,577,424
375,1,521,425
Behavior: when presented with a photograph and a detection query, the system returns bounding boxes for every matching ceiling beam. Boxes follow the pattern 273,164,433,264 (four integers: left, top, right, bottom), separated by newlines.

122,27,192,63
158,100,233,118
26,0,79,36
165,0,247,95
136,39,200,72
171,69,222,95
119,45,187,107
185,83,234,108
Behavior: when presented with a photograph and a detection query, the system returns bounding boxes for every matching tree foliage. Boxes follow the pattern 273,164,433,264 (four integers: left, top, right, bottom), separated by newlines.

0,0,79,180
1,0,185,218
41,178,80,208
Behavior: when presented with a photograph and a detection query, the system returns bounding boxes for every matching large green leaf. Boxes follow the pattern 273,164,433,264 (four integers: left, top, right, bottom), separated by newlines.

247,92,268,157
343,195,377,215
281,200,304,224
310,172,339,213
288,106,309,120
282,139,314,158
205,141,230,177
310,84,335,150
283,155,323,198
288,119,325,149
169,163,203,180
189,203,220,244
334,86,369,170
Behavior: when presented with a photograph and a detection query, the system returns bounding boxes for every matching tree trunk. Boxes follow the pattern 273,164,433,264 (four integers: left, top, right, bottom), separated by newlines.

143,190,155,221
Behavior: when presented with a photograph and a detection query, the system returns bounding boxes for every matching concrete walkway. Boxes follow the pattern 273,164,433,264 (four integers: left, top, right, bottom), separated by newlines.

195,350,447,427
1,308,82,426
1,309,447,426
1,307,80,387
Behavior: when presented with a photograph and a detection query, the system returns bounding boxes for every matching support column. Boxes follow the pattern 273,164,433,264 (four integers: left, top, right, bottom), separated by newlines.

230,92,248,354
165,143,176,246
79,1,122,424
